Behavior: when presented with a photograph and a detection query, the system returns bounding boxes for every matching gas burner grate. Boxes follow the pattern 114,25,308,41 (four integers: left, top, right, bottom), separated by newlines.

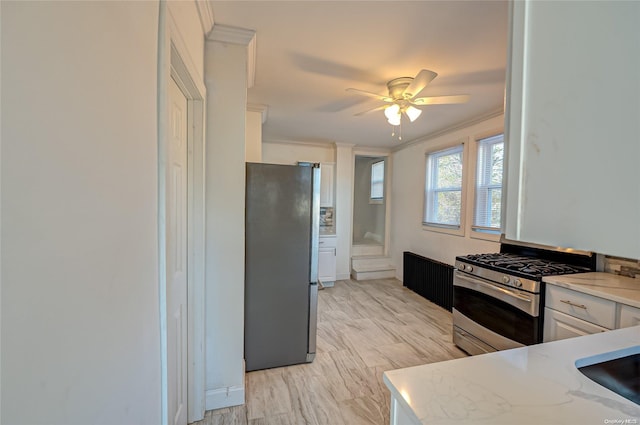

458,252,591,279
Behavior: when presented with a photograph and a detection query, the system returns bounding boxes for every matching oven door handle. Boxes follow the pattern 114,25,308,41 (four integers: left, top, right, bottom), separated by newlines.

479,279,532,303
455,272,532,303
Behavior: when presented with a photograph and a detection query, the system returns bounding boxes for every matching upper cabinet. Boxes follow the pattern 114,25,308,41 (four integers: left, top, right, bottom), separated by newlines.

504,1,640,259
320,162,335,208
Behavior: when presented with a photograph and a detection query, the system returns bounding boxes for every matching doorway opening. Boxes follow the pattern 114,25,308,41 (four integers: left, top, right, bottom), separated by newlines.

352,155,386,257
350,153,395,280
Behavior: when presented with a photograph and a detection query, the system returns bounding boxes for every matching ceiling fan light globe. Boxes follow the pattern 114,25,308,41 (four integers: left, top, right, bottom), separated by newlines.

406,106,422,122
384,103,400,120
387,114,401,126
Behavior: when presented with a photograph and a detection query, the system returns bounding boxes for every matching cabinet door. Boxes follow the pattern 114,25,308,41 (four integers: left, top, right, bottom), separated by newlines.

543,308,609,342
318,247,336,282
619,304,640,328
320,163,335,207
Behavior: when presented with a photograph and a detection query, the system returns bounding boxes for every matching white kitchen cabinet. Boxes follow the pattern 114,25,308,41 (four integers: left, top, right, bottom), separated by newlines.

320,163,335,208
543,308,609,342
543,280,640,343
544,284,615,342
545,284,616,330
318,235,336,286
619,304,640,328
504,1,639,259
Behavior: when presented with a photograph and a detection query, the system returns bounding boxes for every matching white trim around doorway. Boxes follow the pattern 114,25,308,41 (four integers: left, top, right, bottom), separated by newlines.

158,4,207,424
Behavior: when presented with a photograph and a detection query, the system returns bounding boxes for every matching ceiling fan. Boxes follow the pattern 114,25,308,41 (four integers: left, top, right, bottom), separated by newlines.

346,69,470,129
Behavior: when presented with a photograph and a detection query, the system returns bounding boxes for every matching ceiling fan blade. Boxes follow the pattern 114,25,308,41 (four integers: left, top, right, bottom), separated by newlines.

411,94,470,105
354,104,388,116
346,88,392,102
403,69,438,99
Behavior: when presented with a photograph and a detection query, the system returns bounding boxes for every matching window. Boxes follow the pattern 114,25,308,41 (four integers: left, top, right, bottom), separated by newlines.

424,145,464,228
473,134,504,233
370,160,384,201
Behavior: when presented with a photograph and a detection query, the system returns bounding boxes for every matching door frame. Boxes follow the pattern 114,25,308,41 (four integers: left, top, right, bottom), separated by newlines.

158,5,207,424
351,148,392,257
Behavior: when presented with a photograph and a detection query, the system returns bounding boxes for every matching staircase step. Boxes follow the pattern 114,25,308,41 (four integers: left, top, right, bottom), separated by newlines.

351,267,396,281
351,255,396,281
352,263,395,272
351,244,384,256
351,255,393,269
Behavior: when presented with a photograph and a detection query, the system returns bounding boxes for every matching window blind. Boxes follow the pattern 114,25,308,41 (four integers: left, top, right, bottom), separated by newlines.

473,134,504,232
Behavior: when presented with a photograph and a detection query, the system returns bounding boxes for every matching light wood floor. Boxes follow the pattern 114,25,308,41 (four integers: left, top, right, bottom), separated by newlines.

193,278,467,425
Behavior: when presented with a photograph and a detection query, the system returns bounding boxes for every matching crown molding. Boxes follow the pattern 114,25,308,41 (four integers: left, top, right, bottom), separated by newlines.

247,103,268,124
207,24,257,90
334,142,356,148
353,146,392,156
263,139,336,149
392,108,504,153
195,0,215,34
207,24,256,45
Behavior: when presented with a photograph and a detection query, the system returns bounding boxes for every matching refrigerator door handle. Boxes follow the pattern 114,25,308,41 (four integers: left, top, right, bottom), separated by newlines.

307,282,318,359
309,164,321,284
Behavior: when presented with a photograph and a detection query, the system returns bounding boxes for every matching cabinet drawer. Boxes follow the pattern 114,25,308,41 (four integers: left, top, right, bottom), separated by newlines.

545,285,615,329
543,308,609,342
619,304,640,328
319,236,337,248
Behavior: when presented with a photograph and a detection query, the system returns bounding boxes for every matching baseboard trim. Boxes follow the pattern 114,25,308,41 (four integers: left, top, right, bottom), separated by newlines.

205,385,245,410
336,272,350,280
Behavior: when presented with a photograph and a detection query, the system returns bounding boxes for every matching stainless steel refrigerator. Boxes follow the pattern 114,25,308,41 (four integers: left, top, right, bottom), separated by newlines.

244,162,320,371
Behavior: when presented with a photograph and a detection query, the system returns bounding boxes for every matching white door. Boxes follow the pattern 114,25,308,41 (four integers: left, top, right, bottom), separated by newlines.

167,76,188,425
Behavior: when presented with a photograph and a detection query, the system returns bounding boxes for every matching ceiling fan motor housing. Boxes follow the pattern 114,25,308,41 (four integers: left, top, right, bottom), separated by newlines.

387,77,414,100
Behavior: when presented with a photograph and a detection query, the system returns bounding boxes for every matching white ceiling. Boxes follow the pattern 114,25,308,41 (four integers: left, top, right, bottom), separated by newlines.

211,1,509,149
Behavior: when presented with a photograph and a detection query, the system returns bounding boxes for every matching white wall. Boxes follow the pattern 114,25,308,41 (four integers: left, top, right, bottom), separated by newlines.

505,0,640,259
204,30,252,409
390,115,505,280
262,140,335,165
1,2,162,423
335,144,355,280
245,110,263,162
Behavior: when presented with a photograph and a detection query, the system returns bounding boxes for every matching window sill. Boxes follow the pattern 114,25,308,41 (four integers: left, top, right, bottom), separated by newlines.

470,229,501,242
422,223,465,237
369,199,383,205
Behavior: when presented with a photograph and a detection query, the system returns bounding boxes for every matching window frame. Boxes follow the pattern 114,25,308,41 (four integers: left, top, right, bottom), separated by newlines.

422,143,467,236
369,159,384,204
469,132,504,242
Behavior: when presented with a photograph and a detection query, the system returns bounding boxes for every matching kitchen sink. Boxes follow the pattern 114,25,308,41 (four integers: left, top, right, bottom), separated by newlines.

576,345,640,405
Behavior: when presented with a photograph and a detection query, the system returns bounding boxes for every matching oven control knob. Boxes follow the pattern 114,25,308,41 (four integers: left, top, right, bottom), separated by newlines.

514,279,523,288
502,276,510,284
467,265,473,272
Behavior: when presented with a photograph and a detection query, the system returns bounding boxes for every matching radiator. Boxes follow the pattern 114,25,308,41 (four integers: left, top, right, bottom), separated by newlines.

403,251,454,311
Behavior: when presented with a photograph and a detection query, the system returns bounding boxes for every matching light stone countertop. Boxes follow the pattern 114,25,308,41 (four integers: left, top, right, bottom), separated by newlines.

543,272,640,308
383,325,640,425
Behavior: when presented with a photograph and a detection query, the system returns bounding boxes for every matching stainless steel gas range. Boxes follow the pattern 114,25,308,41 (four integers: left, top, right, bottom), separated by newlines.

453,237,596,355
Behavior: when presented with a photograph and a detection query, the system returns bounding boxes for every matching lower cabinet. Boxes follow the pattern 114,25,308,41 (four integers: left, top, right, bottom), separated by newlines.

543,283,640,342
619,304,640,328
543,308,609,342
318,235,337,286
